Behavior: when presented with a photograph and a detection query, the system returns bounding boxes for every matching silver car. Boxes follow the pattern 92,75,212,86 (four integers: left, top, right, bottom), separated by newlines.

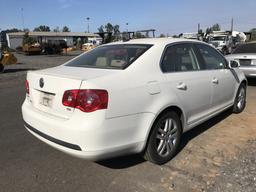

226,42,256,78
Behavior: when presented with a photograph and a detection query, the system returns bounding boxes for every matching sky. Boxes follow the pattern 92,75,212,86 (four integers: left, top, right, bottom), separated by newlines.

0,0,256,35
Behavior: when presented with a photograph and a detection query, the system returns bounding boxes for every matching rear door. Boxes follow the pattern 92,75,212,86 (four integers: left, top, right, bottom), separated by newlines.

162,43,212,125
194,43,237,112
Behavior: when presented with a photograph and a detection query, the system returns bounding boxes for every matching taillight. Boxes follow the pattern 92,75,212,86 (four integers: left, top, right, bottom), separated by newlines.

62,89,108,113
62,90,79,108
25,80,29,94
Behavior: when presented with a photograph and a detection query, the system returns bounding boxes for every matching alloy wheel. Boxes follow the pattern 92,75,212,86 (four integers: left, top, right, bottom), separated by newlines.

237,87,245,110
156,118,178,157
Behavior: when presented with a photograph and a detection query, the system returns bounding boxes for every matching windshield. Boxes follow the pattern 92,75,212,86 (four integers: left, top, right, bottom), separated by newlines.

66,44,153,69
232,43,256,54
212,36,226,41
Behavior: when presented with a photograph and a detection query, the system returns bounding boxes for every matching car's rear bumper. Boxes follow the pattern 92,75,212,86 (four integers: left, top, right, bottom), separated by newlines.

24,121,82,151
22,101,153,160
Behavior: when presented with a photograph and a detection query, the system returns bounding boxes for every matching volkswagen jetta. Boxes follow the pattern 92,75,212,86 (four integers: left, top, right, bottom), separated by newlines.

22,38,247,164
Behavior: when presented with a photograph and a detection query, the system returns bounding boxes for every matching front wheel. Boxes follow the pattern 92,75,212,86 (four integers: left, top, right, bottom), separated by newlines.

144,111,182,165
233,84,246,113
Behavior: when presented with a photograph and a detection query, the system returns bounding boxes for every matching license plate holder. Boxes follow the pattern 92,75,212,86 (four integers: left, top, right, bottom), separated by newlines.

40,93,54,108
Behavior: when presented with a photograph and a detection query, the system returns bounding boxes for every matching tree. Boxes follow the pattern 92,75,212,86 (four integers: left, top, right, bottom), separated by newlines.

33,25,51,32
134,32,144,38
53,27,60,32
211,23,221,31
113,25,120,36
23,32,36,45
205,24,221,35
159,34,166,38
113,25,120,40
98,25,105,33
105,23,114,33
23,28,30,32
62,26,70,32
3,28,22,33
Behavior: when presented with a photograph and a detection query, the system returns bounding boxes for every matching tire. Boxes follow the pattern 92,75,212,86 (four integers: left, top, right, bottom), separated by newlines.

0,64,4,73
144,111,182,165
233,84,246,113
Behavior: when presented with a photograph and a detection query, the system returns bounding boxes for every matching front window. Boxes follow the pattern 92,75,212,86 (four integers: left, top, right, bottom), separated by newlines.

196,44,227,70
66,44,152,69
232,43,256,54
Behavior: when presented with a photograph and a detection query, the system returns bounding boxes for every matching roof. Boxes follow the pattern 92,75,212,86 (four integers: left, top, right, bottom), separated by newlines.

6,32,100,38
108,37,201,46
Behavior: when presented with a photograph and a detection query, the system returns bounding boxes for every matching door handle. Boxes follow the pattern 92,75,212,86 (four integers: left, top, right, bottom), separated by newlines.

176,82,187,90
212,77,219,84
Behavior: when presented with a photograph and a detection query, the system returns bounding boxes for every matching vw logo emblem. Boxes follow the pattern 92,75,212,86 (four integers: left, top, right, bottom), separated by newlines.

39,78,44,88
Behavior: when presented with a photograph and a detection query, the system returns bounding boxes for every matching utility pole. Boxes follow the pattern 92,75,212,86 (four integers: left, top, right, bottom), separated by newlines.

231,18,234,32
86,17,90,33
198,23,200,33
126,22,129,32
21,8,25,30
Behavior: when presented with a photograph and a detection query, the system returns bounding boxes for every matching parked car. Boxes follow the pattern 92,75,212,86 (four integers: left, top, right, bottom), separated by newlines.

226,42,256,78
22,38,247,164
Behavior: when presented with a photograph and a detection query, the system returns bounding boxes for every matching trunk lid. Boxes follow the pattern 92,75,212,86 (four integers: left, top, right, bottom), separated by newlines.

27,66,119,119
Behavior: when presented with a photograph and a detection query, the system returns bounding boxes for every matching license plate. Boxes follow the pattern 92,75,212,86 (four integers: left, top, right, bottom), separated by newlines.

239,59,251,66
40,93,53,107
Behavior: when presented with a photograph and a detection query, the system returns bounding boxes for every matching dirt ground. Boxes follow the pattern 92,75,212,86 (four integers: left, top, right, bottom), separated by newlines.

0,52,255,192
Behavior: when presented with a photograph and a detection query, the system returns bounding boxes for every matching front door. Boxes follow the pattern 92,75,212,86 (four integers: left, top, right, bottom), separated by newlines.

194,43,237,112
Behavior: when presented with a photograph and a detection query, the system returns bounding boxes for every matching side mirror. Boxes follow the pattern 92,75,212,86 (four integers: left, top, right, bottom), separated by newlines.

229,60,240,68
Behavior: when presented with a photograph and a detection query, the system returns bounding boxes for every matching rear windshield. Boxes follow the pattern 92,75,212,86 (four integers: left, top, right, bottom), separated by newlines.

212,36,226,41
66,44,153,69
232,43,256,54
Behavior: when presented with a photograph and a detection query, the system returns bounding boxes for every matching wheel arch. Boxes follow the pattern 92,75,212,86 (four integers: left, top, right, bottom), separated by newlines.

142,105,186,152
241,79,247,87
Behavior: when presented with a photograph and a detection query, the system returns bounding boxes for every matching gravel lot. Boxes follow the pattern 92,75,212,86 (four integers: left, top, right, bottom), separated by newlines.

210,139,256,192
0,52,255,192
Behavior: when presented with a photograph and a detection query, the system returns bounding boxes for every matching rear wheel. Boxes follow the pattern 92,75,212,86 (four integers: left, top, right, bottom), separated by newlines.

144,111,182,165
233,84,246,113
0,64,4,73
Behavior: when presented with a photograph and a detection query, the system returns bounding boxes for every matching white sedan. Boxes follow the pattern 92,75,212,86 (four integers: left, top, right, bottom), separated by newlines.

22,38,247,164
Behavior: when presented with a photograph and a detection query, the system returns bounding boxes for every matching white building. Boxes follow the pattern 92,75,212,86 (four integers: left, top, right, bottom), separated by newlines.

6,32,101,49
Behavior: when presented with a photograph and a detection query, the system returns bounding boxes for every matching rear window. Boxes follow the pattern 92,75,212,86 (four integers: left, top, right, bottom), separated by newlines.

66,44,152,69
212,36,226,41
232,43,256,54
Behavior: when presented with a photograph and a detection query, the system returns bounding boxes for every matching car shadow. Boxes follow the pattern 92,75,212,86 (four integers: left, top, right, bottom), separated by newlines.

247,78,256,86
97,108,233,169
178,108,232,153
97,154,145,169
